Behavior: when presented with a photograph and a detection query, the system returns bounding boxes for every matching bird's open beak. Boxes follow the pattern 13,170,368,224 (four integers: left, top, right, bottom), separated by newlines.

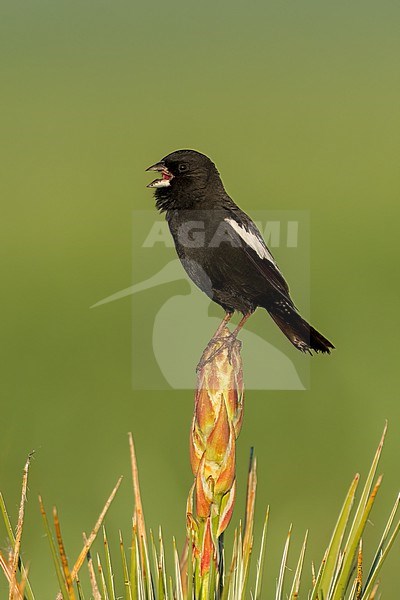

146,161,174,188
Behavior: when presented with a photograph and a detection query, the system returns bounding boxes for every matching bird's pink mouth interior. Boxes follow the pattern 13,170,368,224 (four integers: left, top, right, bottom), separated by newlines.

162,169,173,181
147,167,174,188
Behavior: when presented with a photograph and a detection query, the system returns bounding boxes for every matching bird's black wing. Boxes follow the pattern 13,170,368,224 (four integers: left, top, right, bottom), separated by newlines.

222,209,293,303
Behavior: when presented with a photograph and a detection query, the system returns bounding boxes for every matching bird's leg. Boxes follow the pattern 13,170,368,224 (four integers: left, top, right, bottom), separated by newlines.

230,312,253,338
197,311,253,371
211,311,234,340
226,311,253,361
197,312,234,371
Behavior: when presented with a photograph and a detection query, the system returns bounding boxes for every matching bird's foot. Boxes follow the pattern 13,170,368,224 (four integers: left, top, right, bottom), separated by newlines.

196,332,240,372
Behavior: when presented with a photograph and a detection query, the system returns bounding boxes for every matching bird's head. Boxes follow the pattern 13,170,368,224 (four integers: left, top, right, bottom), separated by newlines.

146,149,219,192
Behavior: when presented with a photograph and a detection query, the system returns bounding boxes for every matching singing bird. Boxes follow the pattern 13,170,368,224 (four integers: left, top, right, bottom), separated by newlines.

146,149,334,354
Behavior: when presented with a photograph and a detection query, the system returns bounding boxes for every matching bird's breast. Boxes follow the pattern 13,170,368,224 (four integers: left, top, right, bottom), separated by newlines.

169,205,237,242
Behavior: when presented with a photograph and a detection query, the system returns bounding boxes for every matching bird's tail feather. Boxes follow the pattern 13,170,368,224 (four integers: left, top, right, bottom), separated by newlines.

267,302,334,354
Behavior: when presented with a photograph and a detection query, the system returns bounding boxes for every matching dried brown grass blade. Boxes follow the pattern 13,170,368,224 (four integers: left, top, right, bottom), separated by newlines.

9,452,33,599
84,534,101,600
243,452,257,556
369,581,380,599
17,565,28,600
129,433,147,544
0,552,12,586
356,539,362,600
70,476,123,581
1,552,23,600
53,507,76,600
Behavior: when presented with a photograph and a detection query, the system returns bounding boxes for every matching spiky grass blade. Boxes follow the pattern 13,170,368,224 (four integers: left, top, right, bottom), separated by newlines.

97,553,110,600
0,494,15,552
103,527,117,600
243,452,257,595
159,528,168,600
129,433,146,545
221,529,237,600
130,525,139,600
0,493,35,600
355,539,363,600
179,538,189,599
186,530,194,600
173,537,184,600
120,530,133,600
234,524,244,600
361,515,400,599
38,496,69,599
348,577,358,600
317,473,360,599
363,492,400,593
76,573,85,600
275,524,292,600
17,566,28,600
150,530,160,594
253,507,269,600
0,552,24,600
331,475,383,600
368,582,380,599
348,425,387,542
158,558,166,600
53,507,76,599
310,548,328,600
9,452,32,599
332,426,386,599
70,476,122,582
134,526,147,600
86,544,101,600
289,530,308,599
140,529,154,599
129,434,154,599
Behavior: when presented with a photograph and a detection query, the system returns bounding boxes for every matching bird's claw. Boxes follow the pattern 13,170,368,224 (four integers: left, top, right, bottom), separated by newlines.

196,333,239,372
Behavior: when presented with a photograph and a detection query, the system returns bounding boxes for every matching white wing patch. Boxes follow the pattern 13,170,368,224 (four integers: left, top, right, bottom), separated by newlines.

225,218,277,265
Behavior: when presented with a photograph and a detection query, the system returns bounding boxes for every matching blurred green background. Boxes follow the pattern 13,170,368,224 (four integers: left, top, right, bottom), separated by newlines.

1,0,399,596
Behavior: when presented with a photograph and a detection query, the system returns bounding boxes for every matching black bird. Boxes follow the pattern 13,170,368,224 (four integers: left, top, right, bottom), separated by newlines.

146,149,334,354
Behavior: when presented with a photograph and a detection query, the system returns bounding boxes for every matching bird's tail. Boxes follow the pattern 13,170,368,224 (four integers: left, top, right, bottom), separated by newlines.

267,300,334,354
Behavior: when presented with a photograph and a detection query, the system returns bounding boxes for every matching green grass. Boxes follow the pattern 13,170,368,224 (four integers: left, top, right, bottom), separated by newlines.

1,426,399,599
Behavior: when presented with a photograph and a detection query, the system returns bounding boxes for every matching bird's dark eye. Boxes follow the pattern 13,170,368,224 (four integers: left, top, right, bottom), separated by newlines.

178,163,188,173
